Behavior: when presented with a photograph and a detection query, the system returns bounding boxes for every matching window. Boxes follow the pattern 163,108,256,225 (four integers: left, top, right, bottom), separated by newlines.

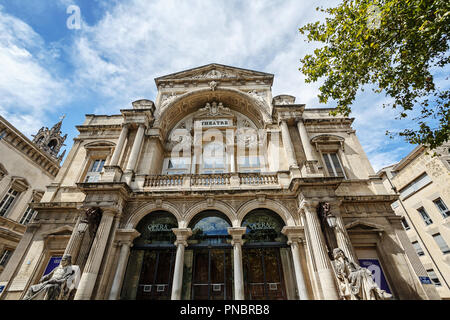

238,155,261,173
84,159,105,182
166,157,190,175
417,207,433,226
0,249,12,267
433,198,450,219
0,188,20,217
399,173,432,200
19,205,37,225
322,153,345,178
202,142,227,174
426,269,442,287
412,241,425,256
432,233,450,254
401,218,410,231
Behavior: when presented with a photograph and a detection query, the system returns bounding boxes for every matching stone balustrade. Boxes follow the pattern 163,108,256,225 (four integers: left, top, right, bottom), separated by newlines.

143,175,184,187
239,173,278,185
143,172,280,190
190,174,231,186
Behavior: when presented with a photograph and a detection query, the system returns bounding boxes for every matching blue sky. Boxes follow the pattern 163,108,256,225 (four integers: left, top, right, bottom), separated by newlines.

0,0,445,171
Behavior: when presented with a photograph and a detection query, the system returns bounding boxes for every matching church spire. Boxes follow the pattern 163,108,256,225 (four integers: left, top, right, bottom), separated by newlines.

31,115,67,163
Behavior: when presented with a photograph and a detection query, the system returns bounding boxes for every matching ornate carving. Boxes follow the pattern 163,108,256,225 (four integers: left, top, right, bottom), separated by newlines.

160,92,181,107
198,101,231,116
209,81,218,91
192,69,237,80
332,248,392,300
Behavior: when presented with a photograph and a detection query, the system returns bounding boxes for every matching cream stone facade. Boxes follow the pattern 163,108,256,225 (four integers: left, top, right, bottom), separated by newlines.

0,64,440,300
379,143,450,299
0,116,64,281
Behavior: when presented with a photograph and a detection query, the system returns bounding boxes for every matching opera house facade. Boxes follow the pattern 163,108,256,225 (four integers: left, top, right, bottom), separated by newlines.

0,64,439,300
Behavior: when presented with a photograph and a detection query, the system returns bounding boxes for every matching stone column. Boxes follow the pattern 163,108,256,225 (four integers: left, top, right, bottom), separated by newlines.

74,209,116,300
108,241,131,300
125,124,145,172
171,228,192,300
280,120,298,168
110,124,129,166
63,215,88,262
331,203,358,263
281,226,309,300
228,227,247,300
296,120,314,161
301,200,339,300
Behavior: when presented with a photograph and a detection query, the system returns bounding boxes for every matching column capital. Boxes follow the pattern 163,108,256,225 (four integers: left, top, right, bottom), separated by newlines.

228,227,247,245
114,228,141,245
281,226,305,245
299,199,319,211
172,228,192,247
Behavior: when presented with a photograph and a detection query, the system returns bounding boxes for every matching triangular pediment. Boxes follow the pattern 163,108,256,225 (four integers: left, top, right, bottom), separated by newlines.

155,63,274,84
345,219,385,232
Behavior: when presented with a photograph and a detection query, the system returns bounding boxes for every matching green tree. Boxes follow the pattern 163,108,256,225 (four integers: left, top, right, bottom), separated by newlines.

299,0,449,149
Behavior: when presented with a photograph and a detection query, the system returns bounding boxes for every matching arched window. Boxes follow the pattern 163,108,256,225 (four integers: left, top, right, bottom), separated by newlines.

134,211,178,246
242,209,287,243
188,211,231,245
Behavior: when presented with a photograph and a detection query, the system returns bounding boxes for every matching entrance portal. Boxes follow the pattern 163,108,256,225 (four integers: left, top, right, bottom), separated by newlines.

243,247,286,300
121,211,178,300
184,210,233,300
192,248,232,300
241,209,290,300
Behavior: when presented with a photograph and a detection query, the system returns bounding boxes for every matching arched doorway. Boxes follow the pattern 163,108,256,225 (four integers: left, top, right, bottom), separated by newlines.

121,211,178,300
183,210,233,300
241,209,290,300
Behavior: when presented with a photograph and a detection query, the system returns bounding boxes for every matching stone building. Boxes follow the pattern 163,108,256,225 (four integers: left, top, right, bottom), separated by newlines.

0,64,440,300
378,143,450,299
0,116,65,280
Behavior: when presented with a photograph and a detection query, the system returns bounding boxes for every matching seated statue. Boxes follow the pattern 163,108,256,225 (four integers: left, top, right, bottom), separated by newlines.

23,254,80,300
332,248,392,300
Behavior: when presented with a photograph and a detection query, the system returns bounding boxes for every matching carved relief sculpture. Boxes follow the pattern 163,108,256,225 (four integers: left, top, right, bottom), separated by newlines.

332,248,392,300
23,254,80,300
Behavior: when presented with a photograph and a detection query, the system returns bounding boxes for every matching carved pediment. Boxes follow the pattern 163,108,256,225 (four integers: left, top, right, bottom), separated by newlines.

345,219,385,233
195,101,234,118
42,225,74,238
155,63,274,85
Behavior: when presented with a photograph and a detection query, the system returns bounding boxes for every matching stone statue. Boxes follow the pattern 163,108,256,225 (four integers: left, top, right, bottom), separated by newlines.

23,254,80,300
332,248,392,300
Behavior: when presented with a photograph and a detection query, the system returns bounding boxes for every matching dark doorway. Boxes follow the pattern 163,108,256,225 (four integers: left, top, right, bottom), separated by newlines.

191,248,232,300
136,249,176,300
243,247,287,300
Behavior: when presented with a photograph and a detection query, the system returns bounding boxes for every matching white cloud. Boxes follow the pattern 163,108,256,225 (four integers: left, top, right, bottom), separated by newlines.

0,8,70,137
70,0,341,113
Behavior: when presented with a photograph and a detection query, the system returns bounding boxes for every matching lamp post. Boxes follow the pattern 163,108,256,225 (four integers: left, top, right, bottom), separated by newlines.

326,214,337,229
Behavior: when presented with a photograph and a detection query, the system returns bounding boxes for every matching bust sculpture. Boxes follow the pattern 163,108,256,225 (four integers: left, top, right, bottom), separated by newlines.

332,248,392,300
23,254,80,300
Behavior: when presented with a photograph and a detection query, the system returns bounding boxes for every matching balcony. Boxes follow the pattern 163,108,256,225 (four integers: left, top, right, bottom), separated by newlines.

141,172,282,191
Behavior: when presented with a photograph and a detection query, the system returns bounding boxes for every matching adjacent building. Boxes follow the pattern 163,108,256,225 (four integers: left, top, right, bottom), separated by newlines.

379,143,450,299
0,116,65,278
0,64,440,300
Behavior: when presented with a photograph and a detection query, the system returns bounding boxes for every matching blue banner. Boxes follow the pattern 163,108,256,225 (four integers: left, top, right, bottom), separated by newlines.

359,259,392,294
43,256,62,276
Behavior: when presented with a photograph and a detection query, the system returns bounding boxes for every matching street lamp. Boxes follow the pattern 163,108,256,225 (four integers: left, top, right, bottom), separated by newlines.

326,214,337,228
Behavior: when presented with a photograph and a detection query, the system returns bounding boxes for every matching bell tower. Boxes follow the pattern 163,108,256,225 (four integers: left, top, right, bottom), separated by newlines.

32,115,67,162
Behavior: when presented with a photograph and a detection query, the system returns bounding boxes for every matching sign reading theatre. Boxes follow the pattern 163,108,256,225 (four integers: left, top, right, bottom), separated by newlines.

196,119,231,128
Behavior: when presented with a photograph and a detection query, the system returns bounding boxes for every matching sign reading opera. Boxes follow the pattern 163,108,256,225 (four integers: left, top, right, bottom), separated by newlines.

0,64,440,300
